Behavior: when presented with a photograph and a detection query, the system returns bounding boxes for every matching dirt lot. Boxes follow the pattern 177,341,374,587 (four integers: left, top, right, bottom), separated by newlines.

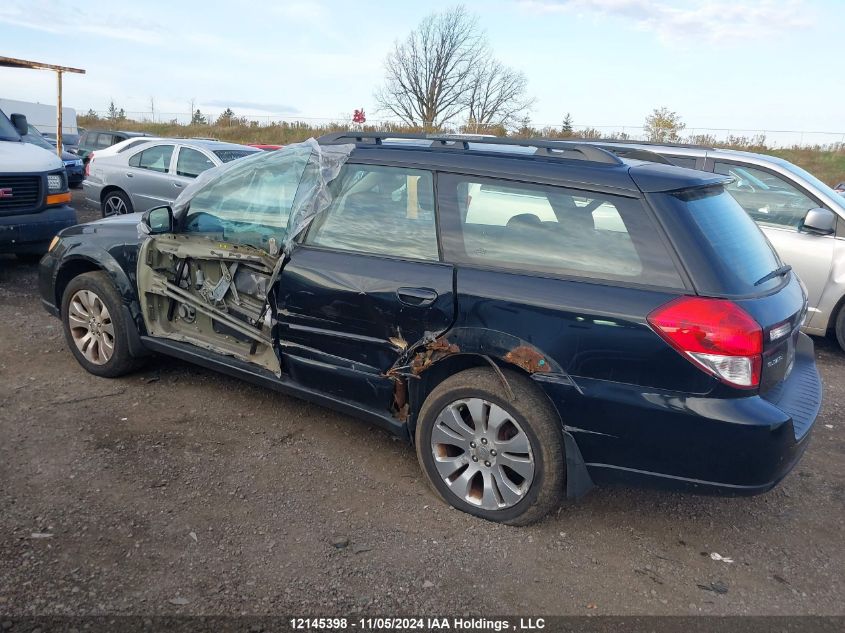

0,191,843,617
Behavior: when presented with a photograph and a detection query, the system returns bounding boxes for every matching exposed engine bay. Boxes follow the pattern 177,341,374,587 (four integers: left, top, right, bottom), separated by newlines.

137,234,281,375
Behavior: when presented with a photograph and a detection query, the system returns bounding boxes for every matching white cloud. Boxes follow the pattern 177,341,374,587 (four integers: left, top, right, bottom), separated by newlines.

518,0,813,43
0,0,167,44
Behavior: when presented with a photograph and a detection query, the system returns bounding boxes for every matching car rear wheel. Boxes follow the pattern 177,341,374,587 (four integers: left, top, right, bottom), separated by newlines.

415,367,565,525
102,190,133,217
61,271,143,377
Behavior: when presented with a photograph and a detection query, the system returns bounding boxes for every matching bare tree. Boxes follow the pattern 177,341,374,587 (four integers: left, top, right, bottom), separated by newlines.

464,59,534,129
376,6,530,128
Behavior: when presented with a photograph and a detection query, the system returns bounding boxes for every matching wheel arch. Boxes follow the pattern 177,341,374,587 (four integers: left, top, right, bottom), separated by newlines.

395,327,593,499
100,185,128,203
55,249,148,357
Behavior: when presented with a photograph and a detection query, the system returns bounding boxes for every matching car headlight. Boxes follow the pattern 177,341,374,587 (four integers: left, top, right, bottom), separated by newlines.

63,159,83,168
48,236,61,252
47,172,65,192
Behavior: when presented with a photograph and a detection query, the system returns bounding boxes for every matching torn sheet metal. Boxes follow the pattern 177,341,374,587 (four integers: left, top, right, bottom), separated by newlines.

387,328,565,379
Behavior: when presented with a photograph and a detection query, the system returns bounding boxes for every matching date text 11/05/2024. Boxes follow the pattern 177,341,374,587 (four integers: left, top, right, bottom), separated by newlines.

290,617,546,630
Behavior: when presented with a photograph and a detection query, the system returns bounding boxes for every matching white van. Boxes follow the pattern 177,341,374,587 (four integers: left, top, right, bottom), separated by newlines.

0,107,77,257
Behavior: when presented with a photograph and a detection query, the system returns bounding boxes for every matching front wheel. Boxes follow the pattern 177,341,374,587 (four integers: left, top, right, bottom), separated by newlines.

61,271,143,377
415,367,565,525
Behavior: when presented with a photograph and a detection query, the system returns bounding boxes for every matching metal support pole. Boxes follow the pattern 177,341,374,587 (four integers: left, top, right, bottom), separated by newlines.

56,70,63,157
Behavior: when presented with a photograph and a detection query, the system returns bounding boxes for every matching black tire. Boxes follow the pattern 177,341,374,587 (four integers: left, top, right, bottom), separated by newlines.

415,367,565,525
835,304,845,352
61,271,143,378
101,189,133,217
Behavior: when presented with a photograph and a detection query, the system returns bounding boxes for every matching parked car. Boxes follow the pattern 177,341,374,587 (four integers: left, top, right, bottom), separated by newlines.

44,131,81,154
14,118,84,188
76,129,153,162
580,140,845,351
0,109,75,258
39,134,821,525
83,139,260,217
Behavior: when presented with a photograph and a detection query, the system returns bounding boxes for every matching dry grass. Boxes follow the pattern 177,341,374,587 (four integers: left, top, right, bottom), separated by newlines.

79,116,845,186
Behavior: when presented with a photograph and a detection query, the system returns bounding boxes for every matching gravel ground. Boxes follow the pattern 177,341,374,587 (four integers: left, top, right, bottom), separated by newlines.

0,191,843,617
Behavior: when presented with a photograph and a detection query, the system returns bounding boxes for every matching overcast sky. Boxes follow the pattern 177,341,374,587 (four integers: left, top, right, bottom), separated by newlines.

1,0,841,134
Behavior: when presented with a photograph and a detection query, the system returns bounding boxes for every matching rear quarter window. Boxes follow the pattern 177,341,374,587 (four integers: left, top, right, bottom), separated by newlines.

438,174,685,289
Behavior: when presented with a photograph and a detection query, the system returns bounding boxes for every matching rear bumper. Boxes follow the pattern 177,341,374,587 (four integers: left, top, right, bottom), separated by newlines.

81,180,103,208
0,205,77,254
540,333,821,495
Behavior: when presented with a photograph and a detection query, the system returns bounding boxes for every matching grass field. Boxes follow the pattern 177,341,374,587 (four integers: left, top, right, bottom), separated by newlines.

78,116,845,187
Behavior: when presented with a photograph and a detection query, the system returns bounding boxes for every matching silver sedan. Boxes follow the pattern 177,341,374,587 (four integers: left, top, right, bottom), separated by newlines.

83,139,260,217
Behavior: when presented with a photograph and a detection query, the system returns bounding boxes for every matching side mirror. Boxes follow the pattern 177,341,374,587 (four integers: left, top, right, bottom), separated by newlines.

801,208,836,235
10,113,28,136
140,205,173,235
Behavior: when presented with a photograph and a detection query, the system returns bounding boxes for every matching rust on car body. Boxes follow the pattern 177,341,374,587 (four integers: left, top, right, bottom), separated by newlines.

504,345,551,373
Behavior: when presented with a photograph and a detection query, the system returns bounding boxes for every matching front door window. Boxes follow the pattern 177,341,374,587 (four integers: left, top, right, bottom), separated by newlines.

714,162,819,230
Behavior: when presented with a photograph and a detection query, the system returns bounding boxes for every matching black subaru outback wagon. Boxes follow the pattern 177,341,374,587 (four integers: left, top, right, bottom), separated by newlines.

38,133,822,525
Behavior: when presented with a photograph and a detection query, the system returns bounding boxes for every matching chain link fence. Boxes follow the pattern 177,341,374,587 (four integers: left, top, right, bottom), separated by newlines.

82,111,845,149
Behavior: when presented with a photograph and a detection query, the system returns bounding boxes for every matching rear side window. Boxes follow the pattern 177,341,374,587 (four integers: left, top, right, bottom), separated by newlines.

666,156,698,169
306,165,438,261
438,174,684,288
94,133,114,149
128,145,174,173
656,186,782,294
176,147,215,178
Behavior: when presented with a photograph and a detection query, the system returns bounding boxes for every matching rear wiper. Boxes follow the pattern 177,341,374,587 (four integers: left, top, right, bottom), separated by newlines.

754,264,792,286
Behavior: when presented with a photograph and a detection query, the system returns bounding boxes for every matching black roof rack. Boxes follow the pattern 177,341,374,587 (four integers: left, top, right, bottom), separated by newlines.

317,131,624,166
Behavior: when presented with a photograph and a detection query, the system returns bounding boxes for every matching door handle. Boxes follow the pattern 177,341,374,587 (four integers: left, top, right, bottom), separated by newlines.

126,173,133,178
397,287,438,307
174,182,183,188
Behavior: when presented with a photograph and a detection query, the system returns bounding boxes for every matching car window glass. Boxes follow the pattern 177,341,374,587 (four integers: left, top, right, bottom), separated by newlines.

94,133,113,149
129,145,174,173
440,175,684,288
183,144,314,251
666,156,697,169
176,147,215,178
714,162,818,229
305,165,438,261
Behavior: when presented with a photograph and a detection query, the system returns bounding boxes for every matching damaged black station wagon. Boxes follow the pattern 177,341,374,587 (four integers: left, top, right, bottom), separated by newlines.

39,133,822,524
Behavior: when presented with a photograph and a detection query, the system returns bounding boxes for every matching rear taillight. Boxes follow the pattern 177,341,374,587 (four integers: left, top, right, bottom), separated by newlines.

84,152,93,177
647,297,763,389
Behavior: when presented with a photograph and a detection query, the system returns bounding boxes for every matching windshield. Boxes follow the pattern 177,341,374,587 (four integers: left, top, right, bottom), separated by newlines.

213,149,259,163
22,128,55,151
0,109,21,142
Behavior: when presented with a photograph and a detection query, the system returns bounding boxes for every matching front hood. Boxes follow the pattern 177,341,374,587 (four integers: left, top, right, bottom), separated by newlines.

59,212,144,241
61,150,81,162
0,139,65,172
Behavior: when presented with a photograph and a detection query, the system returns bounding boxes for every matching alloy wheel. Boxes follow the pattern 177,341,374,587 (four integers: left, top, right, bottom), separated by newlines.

103,195,128,216
67,289,115,365
430,397,535,510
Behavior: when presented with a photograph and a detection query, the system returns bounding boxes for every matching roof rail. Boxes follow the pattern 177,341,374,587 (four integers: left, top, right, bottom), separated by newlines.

579,137,715,150
317,131,623,166
591,145,673,165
